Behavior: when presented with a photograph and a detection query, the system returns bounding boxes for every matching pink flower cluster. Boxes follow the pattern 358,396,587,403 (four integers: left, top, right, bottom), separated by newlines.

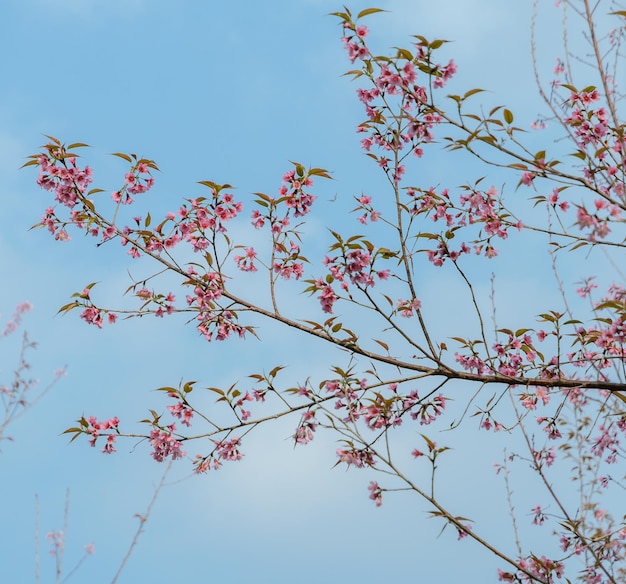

532,446,556,468
233,391,253,421
85,416,120,453
310,239,391,313
336,446,376,468
455,331,544,380
184,269,246,342
353,194,382,224
112,161,155,205
341,23,369,63
324,377,447,432
293,410,317,444
249,165,322,283
407,185,517,265
324,248,388,288
396,298,421,318
405,392,447,425
363,393,401,430
1,301,32,336
531,504,547,525
554,85,626,242
36,152,93,210
153,190,243,258
281,168,316,218
365,386,447,429
569,284,626,370
564,88,605,148
167,397,193,427
47,530,64,557
497,555,564,583
343,23,457,171
591,424,620,464
325,377,366,423
149,424,185,462
234,247,258,272
368,480,383,506
312,280,339,314
193,437,245,473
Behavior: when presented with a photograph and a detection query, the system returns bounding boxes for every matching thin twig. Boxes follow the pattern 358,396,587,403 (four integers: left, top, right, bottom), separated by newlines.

110,460,173,584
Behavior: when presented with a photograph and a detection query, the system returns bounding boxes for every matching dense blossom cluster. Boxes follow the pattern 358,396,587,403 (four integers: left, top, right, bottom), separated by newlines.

148,424,185,462
342,19,452,170
36,152,93,210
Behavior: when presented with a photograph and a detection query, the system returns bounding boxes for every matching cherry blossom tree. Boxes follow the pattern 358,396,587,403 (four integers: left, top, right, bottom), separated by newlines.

25,2,626,582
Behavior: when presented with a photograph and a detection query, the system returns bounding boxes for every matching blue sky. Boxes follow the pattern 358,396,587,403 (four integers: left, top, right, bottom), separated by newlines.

0,1,599,582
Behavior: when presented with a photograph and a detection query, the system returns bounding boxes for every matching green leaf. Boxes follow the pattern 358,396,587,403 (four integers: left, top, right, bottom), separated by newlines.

503,109,514,124
463,88,485,99
112,152,133,163
342,69,364,79
537,313,556,323
357,7,386,19
57,302,80,314
430,39,448,50
374,339,389,352
62,427,82,435
269,365,284,378
396,47,413,61
308,167,332,179
330,11,351,21
183,381,196,393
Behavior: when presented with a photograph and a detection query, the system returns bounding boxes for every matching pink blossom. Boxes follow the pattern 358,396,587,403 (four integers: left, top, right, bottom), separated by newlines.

531,504,547,525
294,410,317,444
234,247,258,272
168,401,194,427
149,425,185,462
214,436,244,462
368,481,383,506
80,307,103,328
316,279,338,313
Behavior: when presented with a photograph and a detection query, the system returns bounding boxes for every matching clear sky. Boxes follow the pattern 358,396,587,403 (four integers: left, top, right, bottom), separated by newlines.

0,1,590,582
